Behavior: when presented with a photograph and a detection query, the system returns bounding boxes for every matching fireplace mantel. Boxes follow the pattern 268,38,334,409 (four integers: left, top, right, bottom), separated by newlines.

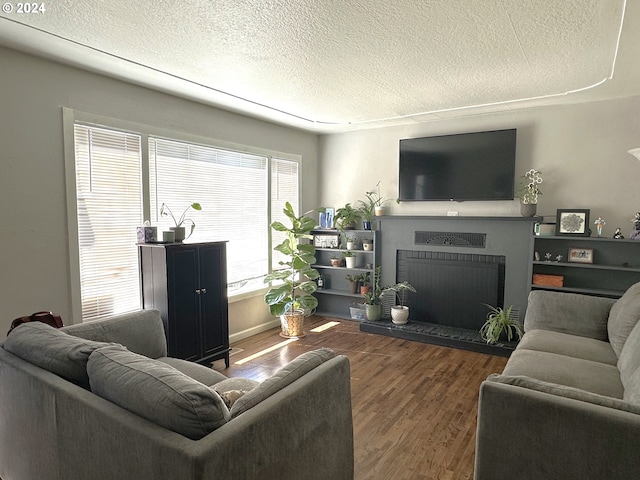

374,215,539,323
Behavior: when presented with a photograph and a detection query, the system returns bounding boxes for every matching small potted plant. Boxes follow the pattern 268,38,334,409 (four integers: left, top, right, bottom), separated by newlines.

335,203,362,230
160,202,202,241
357,199,374,230
479,304,524,344
345,274,359,294
516,169,543,217
330,255,343,267
356,272,371,295
362,238,373,251
362,267,383,320
345,234,358,250
342,251,356,269
382,281,416,324
364,181,391,216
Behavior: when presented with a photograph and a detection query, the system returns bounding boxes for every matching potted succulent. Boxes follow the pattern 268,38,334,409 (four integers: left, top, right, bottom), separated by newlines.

264,202,320,338
516,169,543,217
382,281,417,325
335,203,362,230
479,304,524,344
362,267,383,320
342,251,356,269
160,202,202,241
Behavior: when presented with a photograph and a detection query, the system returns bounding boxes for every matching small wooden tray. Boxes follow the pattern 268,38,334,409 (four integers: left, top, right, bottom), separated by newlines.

532,274,564,287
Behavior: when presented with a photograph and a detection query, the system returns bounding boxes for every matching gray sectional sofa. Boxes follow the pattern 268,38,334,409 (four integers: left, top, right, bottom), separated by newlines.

475,283,640,480
0,309,354,480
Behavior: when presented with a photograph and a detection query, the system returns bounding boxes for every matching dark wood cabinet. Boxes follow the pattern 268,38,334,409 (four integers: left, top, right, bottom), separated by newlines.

138,241,230,367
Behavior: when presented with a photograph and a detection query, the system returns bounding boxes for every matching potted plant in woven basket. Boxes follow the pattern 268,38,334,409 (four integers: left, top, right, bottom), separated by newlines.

264,202,320,338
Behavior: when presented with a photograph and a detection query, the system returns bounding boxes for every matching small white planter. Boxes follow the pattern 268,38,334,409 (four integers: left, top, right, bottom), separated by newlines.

345,256,356,268
346,241,356,250
390,306,409,324
374,206,386,216
362,241,373,251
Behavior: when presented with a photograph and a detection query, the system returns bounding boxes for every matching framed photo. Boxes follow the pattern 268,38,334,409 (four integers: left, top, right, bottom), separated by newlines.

313,234,339,249
568,248,594,264
556,209,591,236
319,208,335,229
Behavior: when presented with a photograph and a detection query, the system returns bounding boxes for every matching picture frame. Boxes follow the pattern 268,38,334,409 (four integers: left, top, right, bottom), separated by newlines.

556,209,591,236
568,247,594,264
313,234,339,249
319,208,335,229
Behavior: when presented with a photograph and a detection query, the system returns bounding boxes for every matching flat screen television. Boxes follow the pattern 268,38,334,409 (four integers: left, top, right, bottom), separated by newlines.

398,128,516,201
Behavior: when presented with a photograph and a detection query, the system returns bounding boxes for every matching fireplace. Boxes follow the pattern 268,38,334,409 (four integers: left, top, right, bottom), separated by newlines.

397,250,505,331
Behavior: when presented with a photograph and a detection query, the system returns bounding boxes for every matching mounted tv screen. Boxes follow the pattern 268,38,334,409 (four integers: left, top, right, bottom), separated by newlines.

398,128,516,201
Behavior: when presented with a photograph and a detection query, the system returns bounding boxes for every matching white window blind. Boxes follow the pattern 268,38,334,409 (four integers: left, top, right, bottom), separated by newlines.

149,138,272,293
73,125,143,321
271,158,300,269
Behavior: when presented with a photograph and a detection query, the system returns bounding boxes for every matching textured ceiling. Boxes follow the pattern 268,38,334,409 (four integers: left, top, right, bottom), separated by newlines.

1,0,638,132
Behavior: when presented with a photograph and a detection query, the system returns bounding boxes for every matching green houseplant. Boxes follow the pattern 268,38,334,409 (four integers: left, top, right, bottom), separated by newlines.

264,202,320,338
160,202,202,241
335,203,362,230
382,281,416,325
362,266,383,320
516,169,543,217
365,181,391,216
357,198,374,230
479,304,524,344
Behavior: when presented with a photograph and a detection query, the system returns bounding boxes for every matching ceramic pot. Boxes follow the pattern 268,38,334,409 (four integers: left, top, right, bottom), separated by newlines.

348,281,358,294
360,285,371,295
330,258,343,267
365,304,382,321
170,226,186,242
363,221,372,230
345,256,356,268
390,306,409,324
520,203,537,217
346,241,356,250
374,206,385,216
363,241,373,251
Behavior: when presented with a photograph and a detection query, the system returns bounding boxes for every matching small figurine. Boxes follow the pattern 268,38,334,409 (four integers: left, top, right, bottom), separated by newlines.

544,253,552,261
555,255,563,262
613,228,624,239
631,213,640,240
594,217,606,237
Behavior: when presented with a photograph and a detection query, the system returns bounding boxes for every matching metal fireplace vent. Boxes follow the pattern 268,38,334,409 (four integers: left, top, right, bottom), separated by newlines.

414,231,486,248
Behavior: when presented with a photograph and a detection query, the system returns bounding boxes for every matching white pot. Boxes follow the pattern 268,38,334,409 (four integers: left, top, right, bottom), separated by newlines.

362,241,373,251
345,256,356,268
374,206,386,216
346,241,356,250
390,306,409,324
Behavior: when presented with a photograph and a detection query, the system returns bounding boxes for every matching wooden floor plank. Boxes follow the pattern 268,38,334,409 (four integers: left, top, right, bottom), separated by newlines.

213,315,507,480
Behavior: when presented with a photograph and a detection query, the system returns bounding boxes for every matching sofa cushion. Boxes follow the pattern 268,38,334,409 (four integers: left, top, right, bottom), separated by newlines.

517,329,617,365
158,357,228,385
488,374,640,415
618,319,640,388
608,282,640,357
231,348,336,417
87,345,230,440
62,309,167,359
502,349,624,398
624,368,640,405
212,377,260,392
4,322,110,389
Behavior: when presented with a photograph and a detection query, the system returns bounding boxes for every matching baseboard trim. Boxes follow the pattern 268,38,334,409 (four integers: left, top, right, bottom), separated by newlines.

229,318,280,344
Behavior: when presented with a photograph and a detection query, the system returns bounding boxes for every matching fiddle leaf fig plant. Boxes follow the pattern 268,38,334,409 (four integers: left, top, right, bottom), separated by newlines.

264,202,320,317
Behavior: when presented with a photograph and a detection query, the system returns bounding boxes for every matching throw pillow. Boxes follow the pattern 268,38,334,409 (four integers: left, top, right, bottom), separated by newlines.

608,282,640,357
4,321,110,389
87,345,230,440
231,348,335,417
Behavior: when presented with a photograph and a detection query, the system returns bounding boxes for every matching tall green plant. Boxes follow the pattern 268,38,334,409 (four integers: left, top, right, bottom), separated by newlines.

264,202,320,316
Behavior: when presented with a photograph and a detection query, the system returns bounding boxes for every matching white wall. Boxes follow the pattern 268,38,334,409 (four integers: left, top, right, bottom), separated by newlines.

0,46,319,338
319,98,640,230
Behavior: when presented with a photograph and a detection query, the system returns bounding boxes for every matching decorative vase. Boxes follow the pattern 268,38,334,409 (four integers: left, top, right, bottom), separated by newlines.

390,306,409,324
280,310,306,338
345,256,356,268
170,226,186,242
365,304,382,321
363,221,372,230
520,203,537,217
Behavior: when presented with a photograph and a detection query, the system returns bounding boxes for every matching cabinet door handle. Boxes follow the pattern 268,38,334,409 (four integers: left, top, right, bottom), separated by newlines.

201,288,207,294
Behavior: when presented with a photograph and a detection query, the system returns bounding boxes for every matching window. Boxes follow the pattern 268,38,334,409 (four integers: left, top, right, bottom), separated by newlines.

73,125,143,321
71,121,300,322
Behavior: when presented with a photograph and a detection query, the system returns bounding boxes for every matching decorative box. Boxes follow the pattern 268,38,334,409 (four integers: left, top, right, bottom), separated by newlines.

136,226,157,244
532,274,564,287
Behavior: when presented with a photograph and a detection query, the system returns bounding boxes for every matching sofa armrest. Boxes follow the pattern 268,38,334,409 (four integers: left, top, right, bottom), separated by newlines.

475,378,640,480
523,290,615,341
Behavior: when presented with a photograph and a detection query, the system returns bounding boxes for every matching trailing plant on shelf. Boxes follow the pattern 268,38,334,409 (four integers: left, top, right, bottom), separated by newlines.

160,202,202,240
264,202,319,337
479,304,524,344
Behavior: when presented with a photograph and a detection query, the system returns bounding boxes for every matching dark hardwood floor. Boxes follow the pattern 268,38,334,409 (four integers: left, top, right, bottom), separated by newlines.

211,315,508,480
